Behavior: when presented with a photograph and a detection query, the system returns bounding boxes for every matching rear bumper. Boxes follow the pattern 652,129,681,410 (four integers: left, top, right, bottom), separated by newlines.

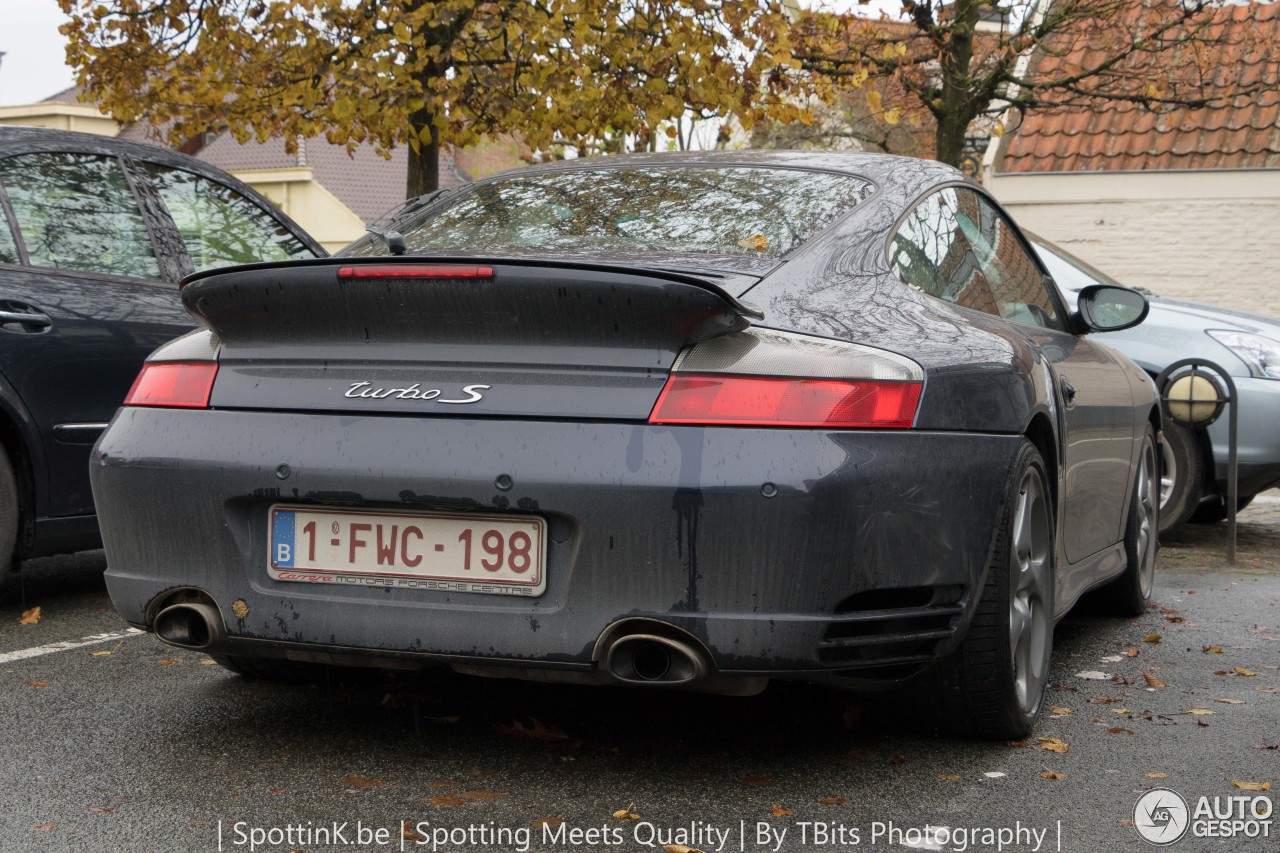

91,408,1020,678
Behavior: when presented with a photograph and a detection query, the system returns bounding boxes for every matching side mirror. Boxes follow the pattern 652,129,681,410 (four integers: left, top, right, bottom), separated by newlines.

1075,284,1149,332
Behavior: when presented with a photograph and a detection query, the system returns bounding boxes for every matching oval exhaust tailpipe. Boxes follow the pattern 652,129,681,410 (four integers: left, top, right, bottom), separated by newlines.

154,602,226,650
606,633,707,686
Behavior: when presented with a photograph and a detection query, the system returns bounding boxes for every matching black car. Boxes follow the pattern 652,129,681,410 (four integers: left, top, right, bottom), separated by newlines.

91,152,1158,738
0,126,321,574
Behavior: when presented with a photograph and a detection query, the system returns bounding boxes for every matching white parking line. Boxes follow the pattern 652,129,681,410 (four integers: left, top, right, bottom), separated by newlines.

0,628,145,665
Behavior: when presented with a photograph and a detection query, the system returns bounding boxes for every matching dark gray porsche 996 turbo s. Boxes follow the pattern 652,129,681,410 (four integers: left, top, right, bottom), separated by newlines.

90,152,1160,738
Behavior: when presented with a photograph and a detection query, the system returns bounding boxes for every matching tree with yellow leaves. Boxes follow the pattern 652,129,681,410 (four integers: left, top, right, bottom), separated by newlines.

60,0,807,195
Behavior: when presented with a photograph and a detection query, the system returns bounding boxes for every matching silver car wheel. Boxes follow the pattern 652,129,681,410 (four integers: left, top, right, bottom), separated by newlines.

1137,437,1159,598
1159,437,1176,511
1009,470,1052,715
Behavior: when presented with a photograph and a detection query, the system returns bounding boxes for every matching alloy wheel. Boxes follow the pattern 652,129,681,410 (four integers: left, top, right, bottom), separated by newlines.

1137,439,1159,598
1009,470,1052,715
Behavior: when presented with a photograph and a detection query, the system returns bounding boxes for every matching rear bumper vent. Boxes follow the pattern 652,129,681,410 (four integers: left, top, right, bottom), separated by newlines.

818,585,966,668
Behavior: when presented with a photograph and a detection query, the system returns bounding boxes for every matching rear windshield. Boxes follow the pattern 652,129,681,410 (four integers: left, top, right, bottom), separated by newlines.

344,166,873,261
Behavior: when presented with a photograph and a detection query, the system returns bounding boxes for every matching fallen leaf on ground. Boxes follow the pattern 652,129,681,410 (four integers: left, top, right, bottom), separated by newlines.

770,805,793,817
25,680,49,688
532,818,563,829
31,824,57,831
1038,737,1070,754
1186,709,1215,716
742,775,772,787
1126,648,1140,657
1111,675,1134,686
1110,708,1133,714
341,774,383,788
1041,771,1065,780
1005,741,1031,749
1075,671,1111,680
84,806,115,814
1213,698,1245,704
1146,772,1168,778
462,790,504,801
663,846,704,853
90,650,111,657
1144,673,1167,688
983,772,1006,779
158,658,182,666
1050,706,1071,715
1232,781,1271,792
426,794,467,807
819,796,847,804
937,775,961,782
1100,655,1123,663
1143,633,1163,644
1257,687,1280,695
19,607,41,625
1108,727,1134,735
1166,616,1185,624
199,658,218,665
1254,744,1280,751
1087,696,1120,705
1234,667,1258,677
497,718,569,742
612,804,640,820
402,823,425,842
1203,646,1224,654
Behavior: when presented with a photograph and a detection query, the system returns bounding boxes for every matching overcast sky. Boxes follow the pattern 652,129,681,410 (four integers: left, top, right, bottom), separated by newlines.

1,1,76,105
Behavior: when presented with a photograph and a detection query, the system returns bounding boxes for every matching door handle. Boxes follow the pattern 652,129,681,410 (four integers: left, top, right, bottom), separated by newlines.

0,306,53,333
1060,378,1077,406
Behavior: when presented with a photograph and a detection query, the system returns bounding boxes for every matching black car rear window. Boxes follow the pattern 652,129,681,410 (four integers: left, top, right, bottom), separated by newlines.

346,166,873,260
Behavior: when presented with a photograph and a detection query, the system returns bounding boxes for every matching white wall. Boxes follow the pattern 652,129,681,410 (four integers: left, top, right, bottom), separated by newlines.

985,169,1280,319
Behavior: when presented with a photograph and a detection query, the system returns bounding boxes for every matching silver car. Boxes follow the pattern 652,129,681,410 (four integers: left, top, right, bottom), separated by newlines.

1033,236,1280,533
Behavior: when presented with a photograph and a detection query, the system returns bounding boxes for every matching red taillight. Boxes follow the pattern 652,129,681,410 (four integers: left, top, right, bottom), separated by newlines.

648,375,922,428
338,265,494,279
124,362,218,409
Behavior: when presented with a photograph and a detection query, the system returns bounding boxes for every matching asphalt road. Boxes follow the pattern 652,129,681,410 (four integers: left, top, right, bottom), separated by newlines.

2,500,1278,853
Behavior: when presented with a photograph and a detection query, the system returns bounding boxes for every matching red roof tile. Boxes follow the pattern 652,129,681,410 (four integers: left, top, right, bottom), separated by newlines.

999,1,1280,173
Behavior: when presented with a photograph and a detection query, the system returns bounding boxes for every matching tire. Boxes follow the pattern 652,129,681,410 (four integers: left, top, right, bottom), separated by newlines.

0,445,19,581
1100,425,1159,616
1157,420,1203,535
938,440,1054,740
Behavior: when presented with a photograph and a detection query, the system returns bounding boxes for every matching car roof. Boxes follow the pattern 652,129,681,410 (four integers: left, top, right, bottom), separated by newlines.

478,149,966,191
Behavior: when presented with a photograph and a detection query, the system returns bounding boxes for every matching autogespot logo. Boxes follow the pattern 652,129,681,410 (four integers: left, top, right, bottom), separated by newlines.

1135,788,1190,845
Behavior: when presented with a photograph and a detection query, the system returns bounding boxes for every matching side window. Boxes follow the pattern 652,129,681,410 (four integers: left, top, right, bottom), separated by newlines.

143,165,315,272
952,189,1067,331
0,152,160,279
889,187,998,316
0,188,18,265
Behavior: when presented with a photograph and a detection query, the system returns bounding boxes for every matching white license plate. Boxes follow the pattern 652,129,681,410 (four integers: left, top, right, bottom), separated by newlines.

269,506,546,596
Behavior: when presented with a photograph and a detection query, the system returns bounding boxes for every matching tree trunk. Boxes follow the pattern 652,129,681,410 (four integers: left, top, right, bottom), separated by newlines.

406,119,440,198
933,0,979,169
934,112,969,168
